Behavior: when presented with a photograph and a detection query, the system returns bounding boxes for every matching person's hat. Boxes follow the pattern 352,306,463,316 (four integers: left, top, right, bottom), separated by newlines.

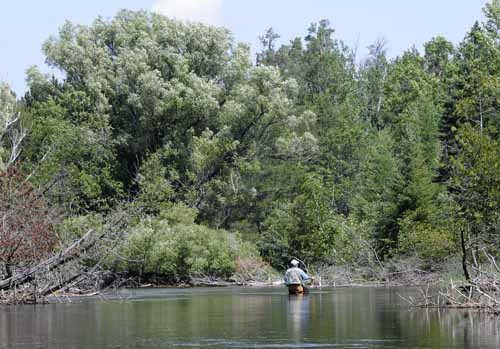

291,259,299,266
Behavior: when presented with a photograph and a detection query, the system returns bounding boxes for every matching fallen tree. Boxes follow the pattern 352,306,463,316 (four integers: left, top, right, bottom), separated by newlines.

0,229,94,291
0,211,128,304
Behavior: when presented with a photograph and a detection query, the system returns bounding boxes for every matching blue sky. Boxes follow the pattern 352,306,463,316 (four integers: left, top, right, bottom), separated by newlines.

0,0,488,96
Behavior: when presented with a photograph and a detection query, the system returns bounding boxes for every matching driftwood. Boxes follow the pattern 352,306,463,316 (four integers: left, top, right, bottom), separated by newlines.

398,251,500,315
42,233,120,297
39,272,84,296
190,277,244,287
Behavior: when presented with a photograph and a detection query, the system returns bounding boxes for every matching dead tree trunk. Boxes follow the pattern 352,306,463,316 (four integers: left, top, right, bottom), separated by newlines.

0,229,95,290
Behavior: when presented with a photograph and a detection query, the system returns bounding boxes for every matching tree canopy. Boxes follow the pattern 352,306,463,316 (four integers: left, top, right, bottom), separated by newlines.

2,2,500,279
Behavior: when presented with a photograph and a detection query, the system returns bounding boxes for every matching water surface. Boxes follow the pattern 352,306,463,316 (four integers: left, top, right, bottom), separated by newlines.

1,287,499,348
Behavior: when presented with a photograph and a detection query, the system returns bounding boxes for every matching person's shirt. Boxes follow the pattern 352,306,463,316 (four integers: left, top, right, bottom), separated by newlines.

284,267,309,285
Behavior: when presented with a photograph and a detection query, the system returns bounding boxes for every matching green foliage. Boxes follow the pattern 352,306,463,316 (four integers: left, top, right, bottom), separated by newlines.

115,205,244,281
354,130,402,249
57,213,106,243
354,49,446,257
450,124,500,248
259,202,297,269
22,98,122,211
9,3,500,279
424,36,454,76
358,38,389,128
260,175,362,268
398,193,461,266
452,19,500,134
398,222,454,266
133,148,177,215
27,10,234,198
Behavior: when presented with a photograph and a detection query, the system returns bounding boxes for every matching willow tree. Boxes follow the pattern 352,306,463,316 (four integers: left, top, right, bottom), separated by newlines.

24,10,317,230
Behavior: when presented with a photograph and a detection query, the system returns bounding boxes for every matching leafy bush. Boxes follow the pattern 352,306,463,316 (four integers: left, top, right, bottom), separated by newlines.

398,220,456,266
114,205,249,282
397,193,461,267
57,213,105,243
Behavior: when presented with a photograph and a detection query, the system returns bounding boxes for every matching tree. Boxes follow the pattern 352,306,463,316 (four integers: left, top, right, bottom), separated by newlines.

21,97,122,212
186,64,318,227
354,129,402,252
256,28,280,66
28,10,233,197
0,83,25,172
260,175,351,268
359,38,389,128
424,36,454,77
453,20,500,135
451,124,500,280
0,85,57,278
0,168,58,278
27,11,318,224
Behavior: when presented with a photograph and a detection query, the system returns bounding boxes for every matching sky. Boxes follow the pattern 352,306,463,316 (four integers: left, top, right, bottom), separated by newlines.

0,0,489,96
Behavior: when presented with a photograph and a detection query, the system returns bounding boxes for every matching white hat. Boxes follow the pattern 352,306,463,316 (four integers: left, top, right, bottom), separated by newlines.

291,259,299,266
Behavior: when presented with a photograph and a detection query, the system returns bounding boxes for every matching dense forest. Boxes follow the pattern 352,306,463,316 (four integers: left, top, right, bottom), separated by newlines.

1,1,499,293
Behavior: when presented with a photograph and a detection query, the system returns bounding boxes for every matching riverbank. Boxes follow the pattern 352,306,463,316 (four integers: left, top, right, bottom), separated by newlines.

77,258,466,293
0,254,473,305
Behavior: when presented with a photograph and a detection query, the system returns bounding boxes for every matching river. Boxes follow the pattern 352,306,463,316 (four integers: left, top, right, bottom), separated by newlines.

0,287,499,348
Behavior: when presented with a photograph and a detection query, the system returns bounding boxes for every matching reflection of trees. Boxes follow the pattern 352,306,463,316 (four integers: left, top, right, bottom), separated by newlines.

1,289,500,348
157,290,280,338
401,307,500,348
306,288,399,339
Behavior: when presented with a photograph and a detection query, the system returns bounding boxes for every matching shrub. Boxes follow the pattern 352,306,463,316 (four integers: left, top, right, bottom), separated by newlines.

115,205,241,282
398,219,456,267
57,213,105,243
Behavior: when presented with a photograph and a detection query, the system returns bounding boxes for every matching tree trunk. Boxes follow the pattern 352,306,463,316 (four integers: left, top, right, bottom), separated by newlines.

5,263,12,279
461,230,471,282
0,230,95,290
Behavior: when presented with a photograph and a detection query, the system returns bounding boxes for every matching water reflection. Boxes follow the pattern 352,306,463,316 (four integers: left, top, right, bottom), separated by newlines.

401,306,500,348
0,287,499,348
287,294,311,340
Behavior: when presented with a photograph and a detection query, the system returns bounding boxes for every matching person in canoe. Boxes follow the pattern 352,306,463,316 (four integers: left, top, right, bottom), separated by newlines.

284,259,311,295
